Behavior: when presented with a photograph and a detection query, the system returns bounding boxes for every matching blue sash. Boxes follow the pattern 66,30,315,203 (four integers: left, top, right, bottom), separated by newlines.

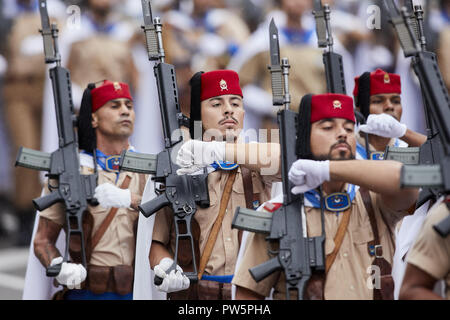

210,161,239,171
64,289,132,300
201,274,233,284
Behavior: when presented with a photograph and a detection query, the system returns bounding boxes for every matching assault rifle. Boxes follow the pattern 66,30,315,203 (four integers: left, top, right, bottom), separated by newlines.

15,0,98,276
384,0,450,237
119,0,210,283
232,19,325,299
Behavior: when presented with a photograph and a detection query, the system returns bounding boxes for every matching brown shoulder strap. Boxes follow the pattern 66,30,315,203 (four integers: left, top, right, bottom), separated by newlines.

325,207,351,274
91,175,132,250
359,187,382,256
240,167,254,245
198,169,237,279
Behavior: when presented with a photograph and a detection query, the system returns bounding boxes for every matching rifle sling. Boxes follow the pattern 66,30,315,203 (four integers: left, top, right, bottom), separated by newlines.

240,167,255,244
91,175,132,250
325,207,351,274
360,187,394,300
198,169,237,280
359,188,382,256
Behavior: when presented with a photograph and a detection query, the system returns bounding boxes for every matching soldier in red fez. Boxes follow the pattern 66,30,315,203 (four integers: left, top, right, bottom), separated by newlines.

176,92,418,300
353,68,427,160
32,80,146,300
149,70,279,300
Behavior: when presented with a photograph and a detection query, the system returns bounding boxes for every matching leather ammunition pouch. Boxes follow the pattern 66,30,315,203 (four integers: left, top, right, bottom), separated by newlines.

85,265,134,295
168,280,232,300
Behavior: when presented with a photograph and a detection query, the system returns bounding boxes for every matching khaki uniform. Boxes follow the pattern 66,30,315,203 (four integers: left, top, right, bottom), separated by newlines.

406,202,450,299
39,166,146,267
152,168,277,277
233,188,408,300
3,13,51,209
66,35,138,92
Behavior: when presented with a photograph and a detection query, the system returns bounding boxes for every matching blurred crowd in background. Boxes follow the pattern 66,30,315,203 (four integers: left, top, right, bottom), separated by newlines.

0,0,449,247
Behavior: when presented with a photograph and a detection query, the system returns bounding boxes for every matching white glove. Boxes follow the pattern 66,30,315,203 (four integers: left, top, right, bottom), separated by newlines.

288,160,330,194
359,113,407,138
176,140,226,175
153,257,190,293
51,257,87,289
94,183,131,209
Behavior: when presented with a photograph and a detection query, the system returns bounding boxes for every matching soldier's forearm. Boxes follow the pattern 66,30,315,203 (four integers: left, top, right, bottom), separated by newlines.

33,217,63,268
149,240,172,269
329,160,418,211
225,143,281,175
400,129,427,147
330,160,404,194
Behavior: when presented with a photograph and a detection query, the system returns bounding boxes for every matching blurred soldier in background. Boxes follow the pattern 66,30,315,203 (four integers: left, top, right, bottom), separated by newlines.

2,0,65,246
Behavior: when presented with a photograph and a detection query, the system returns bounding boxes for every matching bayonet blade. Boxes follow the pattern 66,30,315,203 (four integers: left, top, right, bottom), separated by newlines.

38,0,50,30
313,0,327,48
383,0,420,57
269,19,280,67
269,19,284,106
141,0,154,26
38,0,56,63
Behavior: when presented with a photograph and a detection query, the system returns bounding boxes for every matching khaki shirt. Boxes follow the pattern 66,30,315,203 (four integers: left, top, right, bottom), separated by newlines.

39,166,146,267
233,188,408,300
407,202,450,299
152,168,277,276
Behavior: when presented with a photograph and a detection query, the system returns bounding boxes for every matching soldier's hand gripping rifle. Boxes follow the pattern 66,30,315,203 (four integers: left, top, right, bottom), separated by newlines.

15,0,98,276
384,0,450,237
232,19,325,299
119,0,210,284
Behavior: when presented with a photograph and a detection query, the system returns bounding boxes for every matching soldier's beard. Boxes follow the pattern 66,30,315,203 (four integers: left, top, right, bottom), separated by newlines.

312,140,355,161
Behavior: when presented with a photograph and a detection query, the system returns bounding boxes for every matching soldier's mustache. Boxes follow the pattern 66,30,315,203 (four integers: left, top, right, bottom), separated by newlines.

330,140,352,152
218,116,239,125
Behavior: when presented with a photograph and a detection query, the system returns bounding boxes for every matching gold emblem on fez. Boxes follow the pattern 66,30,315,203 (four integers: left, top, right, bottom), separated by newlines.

333,100,342,109
384,73,390,84
220,79,228,91
113,82,121,91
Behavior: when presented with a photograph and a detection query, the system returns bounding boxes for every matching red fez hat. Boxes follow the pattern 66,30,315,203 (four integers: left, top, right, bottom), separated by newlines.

200,70,243,101
353,68,401,97
91,80,133,113
310,93,355,123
